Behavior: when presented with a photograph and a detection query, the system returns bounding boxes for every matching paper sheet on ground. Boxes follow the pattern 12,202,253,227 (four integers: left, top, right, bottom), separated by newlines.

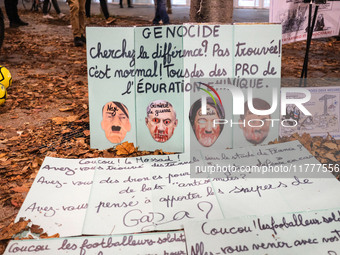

184,208,340,254
14,141,340,238
82,153,223,235
201,140,340,218
3,230,186,255
14,157,97,237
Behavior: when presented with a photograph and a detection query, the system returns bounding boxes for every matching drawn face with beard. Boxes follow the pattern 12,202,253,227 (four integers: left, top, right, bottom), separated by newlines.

193,106,221,147
145,100,178,143
239,111,270,145
101,101,131,144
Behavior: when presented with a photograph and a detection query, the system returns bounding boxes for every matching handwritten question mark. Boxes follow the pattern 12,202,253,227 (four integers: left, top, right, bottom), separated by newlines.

297,144,303,151
197,201,213,219
328,251,337,255
201,40,208,56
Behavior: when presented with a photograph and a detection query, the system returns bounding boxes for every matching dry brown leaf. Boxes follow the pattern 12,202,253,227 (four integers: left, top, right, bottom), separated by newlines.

11,194,25,208
39,233,60,239
323,142,338,150
59,107,74,112
116,142,137,156
30,224,44,235
11,185,30,193
0,219,30,241
324,152,338,162
51,117,66,125
66,115,79,122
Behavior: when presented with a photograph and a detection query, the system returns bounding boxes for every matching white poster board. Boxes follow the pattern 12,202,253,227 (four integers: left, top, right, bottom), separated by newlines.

4,231,187,255
270,0,340,44
184,208,340,254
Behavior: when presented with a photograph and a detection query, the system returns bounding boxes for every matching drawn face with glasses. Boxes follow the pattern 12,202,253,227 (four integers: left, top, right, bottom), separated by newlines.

145,100,178,143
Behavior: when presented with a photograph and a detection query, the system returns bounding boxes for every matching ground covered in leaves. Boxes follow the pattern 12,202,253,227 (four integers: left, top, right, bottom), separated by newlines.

0,8,340,254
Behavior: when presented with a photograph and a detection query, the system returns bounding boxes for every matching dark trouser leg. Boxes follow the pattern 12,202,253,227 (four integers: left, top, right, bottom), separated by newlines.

51,0,61,14
4,0,20,23
158,0,169,24
43,0,50,15
100,0,110,19
85,0,91,17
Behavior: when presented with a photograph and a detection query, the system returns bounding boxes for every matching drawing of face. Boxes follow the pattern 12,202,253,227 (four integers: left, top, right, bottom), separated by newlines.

145,100,178,143
239,111,270,145
101,101,131,144
194,106,221,147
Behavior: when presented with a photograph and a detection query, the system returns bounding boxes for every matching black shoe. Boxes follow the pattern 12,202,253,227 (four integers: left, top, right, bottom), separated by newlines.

10,22,21,28
80,35,86,44
10,20,29,28
120,4,123,8
128,5,133,8
18,20,29,26
74,37,84,47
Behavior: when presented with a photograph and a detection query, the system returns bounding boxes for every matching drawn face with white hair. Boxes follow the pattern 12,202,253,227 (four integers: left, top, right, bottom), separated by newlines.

145,100,178,143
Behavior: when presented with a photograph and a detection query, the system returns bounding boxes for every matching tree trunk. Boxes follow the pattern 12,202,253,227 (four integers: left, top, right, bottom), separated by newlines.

189,0,233,24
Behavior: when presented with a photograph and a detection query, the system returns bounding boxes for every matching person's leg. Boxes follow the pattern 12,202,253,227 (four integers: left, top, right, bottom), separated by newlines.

167,0,172,14
99,0,110,19
5,0,28,26
85,0,91,17
119,0,123,8
69,0,83,45
127,0,133,7
158,0,169,24
153,0,161,24
4,0,16,23
79,0,86,40
12,0,20,22
43,0,50,15
51,0,62,14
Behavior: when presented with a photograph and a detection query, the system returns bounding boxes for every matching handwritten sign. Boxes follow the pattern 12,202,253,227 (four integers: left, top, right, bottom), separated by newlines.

184,208,340,254
201,141,340,218
15,157,96,237
3,230,186,255
86,24,282,151
14,141,340,238
83,154,223,235
86,27,136,150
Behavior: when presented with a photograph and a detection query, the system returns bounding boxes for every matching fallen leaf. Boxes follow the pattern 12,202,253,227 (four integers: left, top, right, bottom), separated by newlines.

51,117,66,125
0,218,30,241
59,107,74,112
116,142,137,156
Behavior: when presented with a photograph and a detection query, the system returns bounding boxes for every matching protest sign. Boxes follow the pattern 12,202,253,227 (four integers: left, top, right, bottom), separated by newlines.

184,25,234,152
83,154,223,235
86,24,282,151
280,86,340,139
201,140,340,218
14,157,96,237
232,24,281,148
184,208,340,254
134,26,184,152
14,141,340,238
3,230,186,255
270,0,340,44
87,27,136,150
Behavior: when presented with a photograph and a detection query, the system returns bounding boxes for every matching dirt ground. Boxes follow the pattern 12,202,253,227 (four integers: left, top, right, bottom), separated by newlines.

0,8,339,254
